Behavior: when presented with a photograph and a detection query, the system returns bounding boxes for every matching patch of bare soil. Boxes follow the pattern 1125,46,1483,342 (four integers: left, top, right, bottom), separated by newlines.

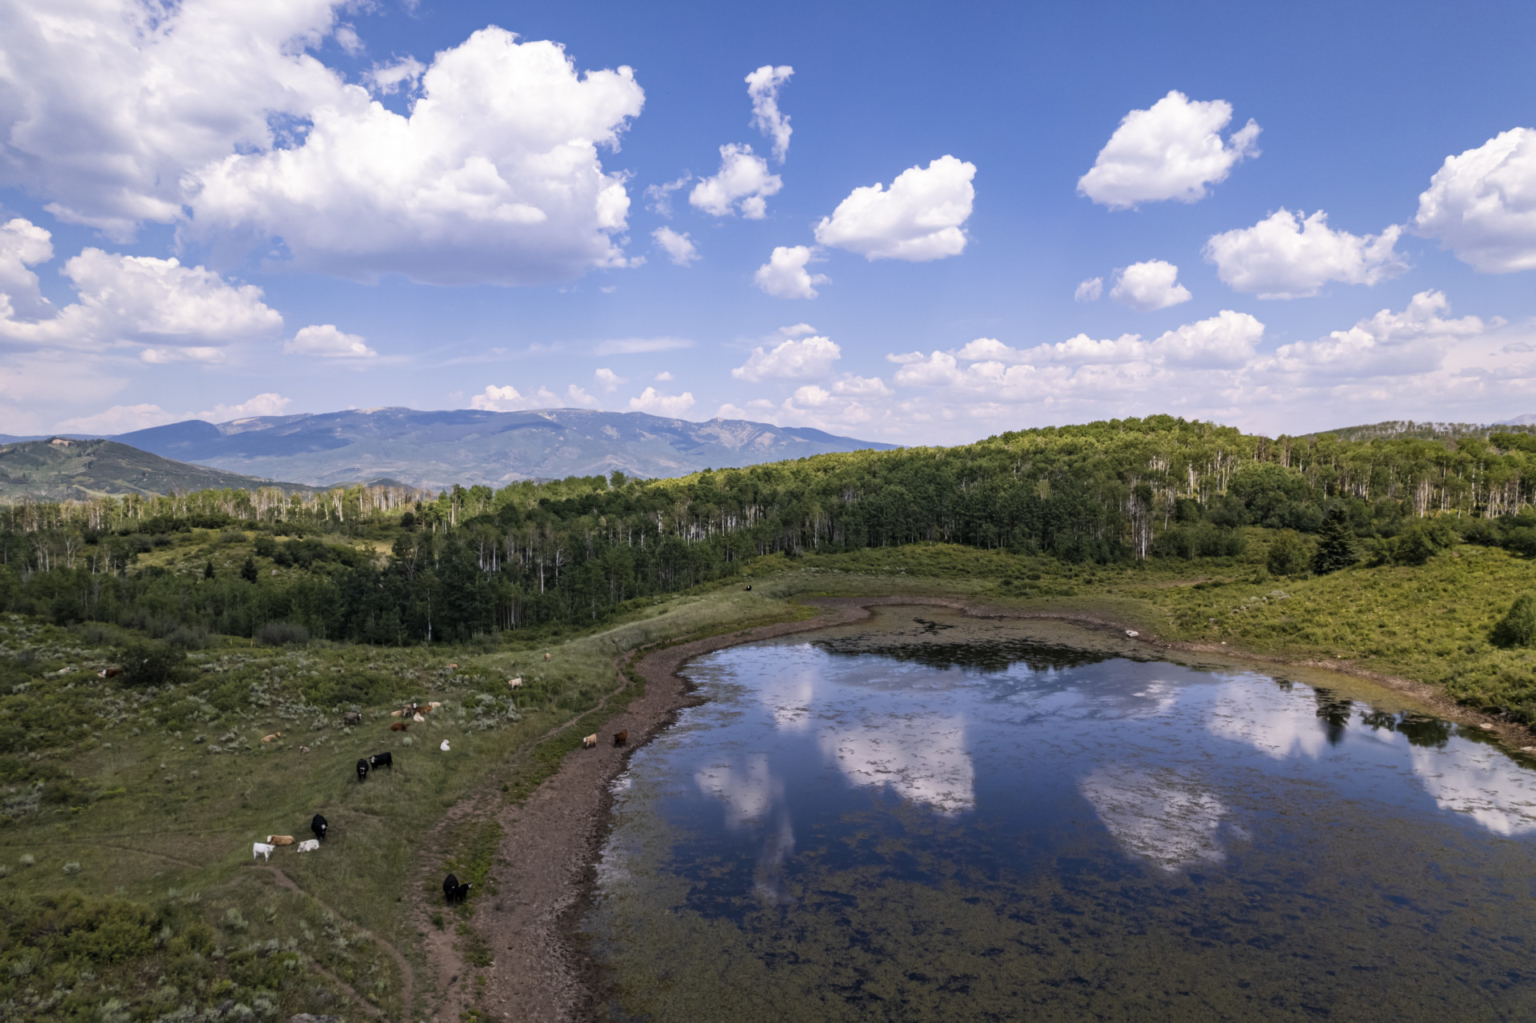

421,594,1535,1022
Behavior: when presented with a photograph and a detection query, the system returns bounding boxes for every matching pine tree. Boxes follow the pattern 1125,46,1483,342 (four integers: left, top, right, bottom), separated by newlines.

240,556,259,583
1311,507,1360,575
204,560,216,580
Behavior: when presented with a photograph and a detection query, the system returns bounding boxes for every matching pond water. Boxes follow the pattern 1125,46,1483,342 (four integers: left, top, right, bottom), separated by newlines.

583,611,1536,1022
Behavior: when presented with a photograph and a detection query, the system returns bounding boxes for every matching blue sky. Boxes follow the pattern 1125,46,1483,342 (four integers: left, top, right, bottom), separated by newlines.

1,0,1533,443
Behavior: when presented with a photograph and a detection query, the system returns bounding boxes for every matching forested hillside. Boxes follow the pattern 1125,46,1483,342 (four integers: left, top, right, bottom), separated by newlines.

3,415,1536,644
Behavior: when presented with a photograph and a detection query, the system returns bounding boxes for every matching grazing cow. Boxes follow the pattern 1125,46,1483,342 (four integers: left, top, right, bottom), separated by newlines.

252,842,275,862
507,677,522,689
442,874,472,905
369,752,393,770
428,701,442,711
1124,629,1139,638
299,745,311,754
267,835,295,846
582,734,597,748
391,721,409,732
261,732,281,743
745,584,752,591
613,730,628,747
296,839,319,853
343,711,362,727
389,709,404,718
311,814,328,841
98,667,123,678
543,652,550,661
356,759,370,783
447,663,458,669
413,713,425,723
440,739,451,752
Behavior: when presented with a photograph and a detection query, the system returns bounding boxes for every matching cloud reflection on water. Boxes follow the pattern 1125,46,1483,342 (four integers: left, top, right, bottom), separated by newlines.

818,713,976,813
1207,678,1330,759
1409,744,1536,836
1080,765,1230,871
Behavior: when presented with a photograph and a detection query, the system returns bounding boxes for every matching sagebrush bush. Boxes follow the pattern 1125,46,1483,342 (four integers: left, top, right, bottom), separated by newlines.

1493,594,1536,649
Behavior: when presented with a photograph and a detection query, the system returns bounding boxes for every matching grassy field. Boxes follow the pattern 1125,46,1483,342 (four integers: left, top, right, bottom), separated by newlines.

2,530,1534,1021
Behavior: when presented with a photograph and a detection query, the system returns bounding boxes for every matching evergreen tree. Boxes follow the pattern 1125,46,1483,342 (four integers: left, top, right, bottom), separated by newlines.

1312,507,1360,575
240,556,259,583
204,560,216,579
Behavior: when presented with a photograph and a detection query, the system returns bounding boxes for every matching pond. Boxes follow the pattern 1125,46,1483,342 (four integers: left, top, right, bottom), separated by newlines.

583,609,1536,1022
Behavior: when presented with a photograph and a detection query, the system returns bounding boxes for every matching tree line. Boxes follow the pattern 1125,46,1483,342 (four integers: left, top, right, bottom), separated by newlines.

2,415,1535,644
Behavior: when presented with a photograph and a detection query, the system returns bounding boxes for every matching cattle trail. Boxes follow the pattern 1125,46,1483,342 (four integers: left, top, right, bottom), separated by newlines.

255,865,417,1023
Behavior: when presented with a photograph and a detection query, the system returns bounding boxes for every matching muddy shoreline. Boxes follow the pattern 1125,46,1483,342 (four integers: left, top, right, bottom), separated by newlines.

459,594,1526,1023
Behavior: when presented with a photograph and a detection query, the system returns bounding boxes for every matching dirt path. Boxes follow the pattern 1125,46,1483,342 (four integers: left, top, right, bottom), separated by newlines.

256,864,417,1023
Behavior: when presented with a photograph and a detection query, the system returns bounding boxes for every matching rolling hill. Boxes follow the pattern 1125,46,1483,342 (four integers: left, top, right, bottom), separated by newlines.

111,407,898,488
0,438,308,501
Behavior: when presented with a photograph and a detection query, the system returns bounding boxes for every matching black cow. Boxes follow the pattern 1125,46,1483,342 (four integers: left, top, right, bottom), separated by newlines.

356,759,369,783
311,814,328,841
369,751,393,770
443,873,471,904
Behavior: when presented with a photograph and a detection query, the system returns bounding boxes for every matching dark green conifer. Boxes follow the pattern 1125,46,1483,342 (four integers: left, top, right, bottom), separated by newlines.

1311,507,1360,575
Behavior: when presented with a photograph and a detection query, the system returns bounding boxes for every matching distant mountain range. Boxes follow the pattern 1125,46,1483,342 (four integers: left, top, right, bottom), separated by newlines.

0,438,308,501
103,407,897,489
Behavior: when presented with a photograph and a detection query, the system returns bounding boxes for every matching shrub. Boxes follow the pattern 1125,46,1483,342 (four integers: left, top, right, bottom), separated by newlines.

255,621,309,647
1505,527,1536,559
1493,594,1536,648
1266,533,1311,577
117,641,186,687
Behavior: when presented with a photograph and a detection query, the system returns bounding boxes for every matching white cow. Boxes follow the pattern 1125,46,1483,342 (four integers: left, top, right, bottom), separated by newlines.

296,839,320,853
440,739,451,752
252,842,275,862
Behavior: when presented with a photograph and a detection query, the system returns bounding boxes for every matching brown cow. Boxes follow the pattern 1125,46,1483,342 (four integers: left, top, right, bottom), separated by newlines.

543,652,551,661
261,732,281,743
266,835,295,846
391,721,409,732
613,730,628,747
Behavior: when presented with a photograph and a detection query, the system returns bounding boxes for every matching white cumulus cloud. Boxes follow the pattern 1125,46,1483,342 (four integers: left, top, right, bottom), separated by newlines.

1413,127,1536,273
814,156,976,261
689,143,781,219
0,223,283,356
594,367,626,391
732,334,841,381
628,386,695,417
55,391,292,435
283,324,376,358
1205,208,1408,298
363,55,424,96
1109,260,1192,311
0,217,54,317
470,383,597,411
1078,91,1260,209
1074,276,1103,302
745,65,794,162
652,227,699,266
187,27,645,285
0,0,354,240
754,245,827,299
1262,290,1489,381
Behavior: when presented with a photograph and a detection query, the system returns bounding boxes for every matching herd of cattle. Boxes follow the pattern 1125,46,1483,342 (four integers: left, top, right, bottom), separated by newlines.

249,683,634,906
